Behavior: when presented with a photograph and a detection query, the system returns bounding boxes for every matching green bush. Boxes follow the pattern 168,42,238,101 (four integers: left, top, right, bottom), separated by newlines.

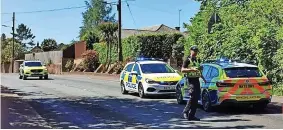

94,33,183,64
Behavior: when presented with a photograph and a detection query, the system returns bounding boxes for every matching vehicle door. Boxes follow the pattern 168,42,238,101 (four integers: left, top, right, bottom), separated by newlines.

203,66,220,103
122,63,134,89
129,63,141,91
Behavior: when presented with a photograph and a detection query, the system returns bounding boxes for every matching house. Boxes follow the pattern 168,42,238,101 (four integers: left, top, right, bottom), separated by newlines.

30,42,43,53
121,24,182,38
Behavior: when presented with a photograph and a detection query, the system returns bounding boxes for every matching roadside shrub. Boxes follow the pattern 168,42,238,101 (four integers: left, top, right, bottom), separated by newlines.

94,33,184,64
81,50,99,72
65,59,74,72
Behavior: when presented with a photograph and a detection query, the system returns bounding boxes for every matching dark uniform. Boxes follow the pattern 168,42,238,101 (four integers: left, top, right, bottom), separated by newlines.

182,55,201,121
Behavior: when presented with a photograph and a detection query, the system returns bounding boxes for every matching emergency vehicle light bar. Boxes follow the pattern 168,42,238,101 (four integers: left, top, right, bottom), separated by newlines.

135,57,164,62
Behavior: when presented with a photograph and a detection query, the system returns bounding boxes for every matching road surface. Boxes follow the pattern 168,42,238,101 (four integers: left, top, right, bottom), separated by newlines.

1,73,283,129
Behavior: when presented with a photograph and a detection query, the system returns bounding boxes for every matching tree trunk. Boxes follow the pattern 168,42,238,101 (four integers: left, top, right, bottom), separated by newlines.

105,41,109,72
106,40,112,71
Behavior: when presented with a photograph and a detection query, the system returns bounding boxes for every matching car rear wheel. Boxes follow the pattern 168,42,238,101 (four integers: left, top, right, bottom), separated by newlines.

121,82,128,94
202,91,213,112
39,76,43,80
176,85,185,104
138,83,146,98
19,75,22,79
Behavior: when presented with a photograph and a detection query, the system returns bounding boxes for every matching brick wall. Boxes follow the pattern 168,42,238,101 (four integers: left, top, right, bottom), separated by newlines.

75,41,86,59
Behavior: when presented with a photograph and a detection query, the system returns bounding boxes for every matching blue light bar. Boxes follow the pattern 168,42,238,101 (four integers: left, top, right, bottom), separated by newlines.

135,57,163,62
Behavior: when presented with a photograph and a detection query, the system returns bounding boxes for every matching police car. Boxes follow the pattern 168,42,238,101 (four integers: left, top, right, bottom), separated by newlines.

120,58,182,98
176,57,272,111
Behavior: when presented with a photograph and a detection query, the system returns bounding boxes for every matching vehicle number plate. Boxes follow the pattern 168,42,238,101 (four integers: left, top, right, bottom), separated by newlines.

239,84,254,88
164,86,174,90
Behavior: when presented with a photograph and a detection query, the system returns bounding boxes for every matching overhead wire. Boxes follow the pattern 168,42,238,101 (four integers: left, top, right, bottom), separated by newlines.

1,5,86,15
125,1,138,29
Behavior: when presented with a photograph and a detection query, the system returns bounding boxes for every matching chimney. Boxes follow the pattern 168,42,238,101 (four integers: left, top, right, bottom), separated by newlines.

175,27,180,31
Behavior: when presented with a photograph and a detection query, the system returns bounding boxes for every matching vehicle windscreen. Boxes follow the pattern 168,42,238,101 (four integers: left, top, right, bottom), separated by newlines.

25,62,42,67
140,63,175,74
224,67,262,78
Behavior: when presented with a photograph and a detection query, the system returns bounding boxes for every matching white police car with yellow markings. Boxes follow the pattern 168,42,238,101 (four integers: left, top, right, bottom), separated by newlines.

120,58,182,98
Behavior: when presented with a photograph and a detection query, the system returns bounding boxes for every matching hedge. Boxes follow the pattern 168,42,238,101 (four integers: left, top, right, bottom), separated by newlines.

94,33,184,64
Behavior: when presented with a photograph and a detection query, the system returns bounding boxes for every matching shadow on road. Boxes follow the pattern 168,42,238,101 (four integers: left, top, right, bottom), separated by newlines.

23,78,54,80
24,97,266,129
3,86,282,129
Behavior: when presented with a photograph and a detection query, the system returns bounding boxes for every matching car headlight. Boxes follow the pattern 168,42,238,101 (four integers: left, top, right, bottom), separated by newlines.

145,78,159,84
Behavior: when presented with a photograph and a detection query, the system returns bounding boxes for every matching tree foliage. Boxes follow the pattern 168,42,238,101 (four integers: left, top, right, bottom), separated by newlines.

186,0,283,89
94,33,183,64
14,23,36,48
1,38,25,63
79,0,116,50
81,50,99,72
41,38,58,52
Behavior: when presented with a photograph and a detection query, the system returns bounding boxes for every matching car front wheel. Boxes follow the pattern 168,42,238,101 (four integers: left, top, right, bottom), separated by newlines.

121,82,128,94
138,83,146,98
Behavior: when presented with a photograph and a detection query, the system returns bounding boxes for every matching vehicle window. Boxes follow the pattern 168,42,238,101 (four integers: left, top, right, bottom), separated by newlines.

140,63,175,74
133,64,141,75
24,62,42,67
224,67,262,78
202,65,210,78
210,67,219,78
125,63,134,72
206,66,212,78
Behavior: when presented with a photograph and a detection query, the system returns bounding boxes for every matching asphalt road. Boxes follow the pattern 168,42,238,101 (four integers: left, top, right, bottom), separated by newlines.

1,73,283,129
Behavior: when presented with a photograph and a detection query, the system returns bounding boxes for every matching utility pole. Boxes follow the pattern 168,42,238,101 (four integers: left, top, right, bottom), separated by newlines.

12,12,15,73
178,9,182,28
117,0,123,62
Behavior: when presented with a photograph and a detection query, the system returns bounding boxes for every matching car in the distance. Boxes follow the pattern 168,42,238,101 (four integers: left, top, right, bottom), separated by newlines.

19,61,49,80
176,58,273,111
120,58,182,98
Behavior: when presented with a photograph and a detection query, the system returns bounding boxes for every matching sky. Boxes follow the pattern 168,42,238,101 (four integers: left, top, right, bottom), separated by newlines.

1,0,201,44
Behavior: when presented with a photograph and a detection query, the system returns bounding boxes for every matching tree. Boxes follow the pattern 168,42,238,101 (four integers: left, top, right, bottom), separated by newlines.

185,0,283,91
41,39,58,52
14,23,36,48
97,22,118,70
79,0,116,50
1,38,25,63
57,43,69,50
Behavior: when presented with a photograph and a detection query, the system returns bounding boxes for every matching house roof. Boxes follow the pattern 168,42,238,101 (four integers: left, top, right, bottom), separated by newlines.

121,24,181,38
140,24,180,33
121,29,155,39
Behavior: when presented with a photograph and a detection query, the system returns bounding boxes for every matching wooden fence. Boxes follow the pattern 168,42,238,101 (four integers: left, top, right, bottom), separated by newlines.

25,51,63,64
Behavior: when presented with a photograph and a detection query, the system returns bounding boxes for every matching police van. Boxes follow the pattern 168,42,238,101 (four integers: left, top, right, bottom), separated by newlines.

120,58,182,98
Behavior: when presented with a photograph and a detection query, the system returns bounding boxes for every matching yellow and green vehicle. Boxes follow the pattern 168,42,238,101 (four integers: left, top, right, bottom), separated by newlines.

19,61,49,80
176,58,273,111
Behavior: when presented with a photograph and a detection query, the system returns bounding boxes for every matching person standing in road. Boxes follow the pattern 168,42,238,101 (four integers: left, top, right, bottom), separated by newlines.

181,45,206,121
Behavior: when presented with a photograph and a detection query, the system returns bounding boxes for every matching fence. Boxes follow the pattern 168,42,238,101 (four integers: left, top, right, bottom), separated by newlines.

25,51,63,64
